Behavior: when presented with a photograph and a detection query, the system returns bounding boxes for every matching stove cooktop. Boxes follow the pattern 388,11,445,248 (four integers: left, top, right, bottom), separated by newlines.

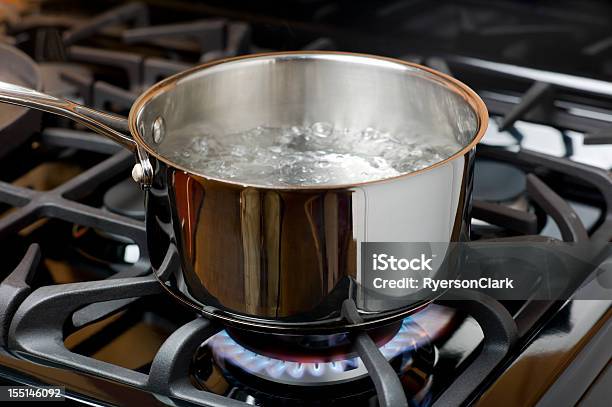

0,1,610,406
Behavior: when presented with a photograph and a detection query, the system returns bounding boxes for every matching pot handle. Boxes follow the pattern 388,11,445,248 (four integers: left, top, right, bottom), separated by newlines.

0,80,153,188
0,80,136,150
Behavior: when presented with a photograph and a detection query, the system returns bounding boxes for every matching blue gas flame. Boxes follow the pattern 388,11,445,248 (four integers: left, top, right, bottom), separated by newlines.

206,317,430,383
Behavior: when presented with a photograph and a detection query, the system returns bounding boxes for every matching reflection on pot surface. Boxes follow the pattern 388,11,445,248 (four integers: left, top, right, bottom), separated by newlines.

150,148,474,331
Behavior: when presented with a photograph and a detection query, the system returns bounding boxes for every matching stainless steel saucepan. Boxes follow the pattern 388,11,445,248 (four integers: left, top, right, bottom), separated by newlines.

0,52,487,333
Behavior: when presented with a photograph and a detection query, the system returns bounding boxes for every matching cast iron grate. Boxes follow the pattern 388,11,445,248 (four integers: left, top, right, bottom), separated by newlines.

0,125,608,406
0,2,611,406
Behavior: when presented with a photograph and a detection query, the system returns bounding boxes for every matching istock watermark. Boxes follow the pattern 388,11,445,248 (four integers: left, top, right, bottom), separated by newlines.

371,253,434,271
359,242,612,302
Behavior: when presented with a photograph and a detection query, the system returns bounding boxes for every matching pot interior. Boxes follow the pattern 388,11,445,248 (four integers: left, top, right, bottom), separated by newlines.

133,53,482,187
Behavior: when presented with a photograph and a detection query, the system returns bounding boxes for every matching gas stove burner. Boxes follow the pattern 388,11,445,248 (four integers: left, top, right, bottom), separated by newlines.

198,318,434,388
70,178,145,265
473,158,526,203
103,177,145,220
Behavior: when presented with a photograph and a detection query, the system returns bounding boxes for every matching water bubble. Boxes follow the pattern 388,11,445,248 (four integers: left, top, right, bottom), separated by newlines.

268,146,282,154
311,174,330,184
370,156,386,169
311,122,333,138
231,145,248,157
288,126,304,136
156,122,460,186
280,126,303,143
190,137,209,154
361,127,379,140
247,126,265,138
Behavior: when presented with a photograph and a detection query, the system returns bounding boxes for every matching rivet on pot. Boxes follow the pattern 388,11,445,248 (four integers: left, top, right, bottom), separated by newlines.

152,116,165,144
131,163,144,183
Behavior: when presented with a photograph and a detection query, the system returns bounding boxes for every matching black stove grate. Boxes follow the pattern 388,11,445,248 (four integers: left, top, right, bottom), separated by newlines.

0,2,611,406
0,246,517,407
0,126,607,406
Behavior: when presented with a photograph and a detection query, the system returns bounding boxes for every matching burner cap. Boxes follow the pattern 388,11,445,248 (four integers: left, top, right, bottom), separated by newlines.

103,178,145,220
473,159,526,202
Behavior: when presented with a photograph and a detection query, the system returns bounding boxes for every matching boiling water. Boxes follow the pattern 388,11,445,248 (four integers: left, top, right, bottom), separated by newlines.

159,123,461,187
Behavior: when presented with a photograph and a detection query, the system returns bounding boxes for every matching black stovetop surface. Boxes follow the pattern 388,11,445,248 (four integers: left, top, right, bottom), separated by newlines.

0,1,610,406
